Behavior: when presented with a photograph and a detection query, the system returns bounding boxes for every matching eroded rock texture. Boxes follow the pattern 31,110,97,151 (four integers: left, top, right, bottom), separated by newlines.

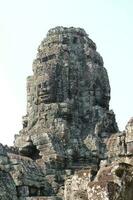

15,26,118,166
1,27,133,199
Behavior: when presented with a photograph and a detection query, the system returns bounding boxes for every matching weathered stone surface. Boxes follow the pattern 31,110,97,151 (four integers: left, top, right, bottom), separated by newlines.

0,170,18,200
0,144,18,199
13,26,120,199
0,26,133,199
64,162,133,200
14,26,118,168
107,117,133,165
0,143,10,171
23,197,61,200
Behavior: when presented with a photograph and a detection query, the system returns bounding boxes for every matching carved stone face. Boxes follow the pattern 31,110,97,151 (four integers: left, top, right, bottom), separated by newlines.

95,87,110,109
36,74,52,104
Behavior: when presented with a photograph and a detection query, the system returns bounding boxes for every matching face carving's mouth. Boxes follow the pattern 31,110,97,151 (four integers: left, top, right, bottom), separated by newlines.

38,91,50,103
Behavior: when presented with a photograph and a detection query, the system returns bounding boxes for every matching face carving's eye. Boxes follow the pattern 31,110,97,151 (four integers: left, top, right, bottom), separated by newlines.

43,81,48,88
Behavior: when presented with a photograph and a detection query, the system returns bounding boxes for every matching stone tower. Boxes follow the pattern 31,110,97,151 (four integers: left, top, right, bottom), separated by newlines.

14,26,118,169
0,26,132,200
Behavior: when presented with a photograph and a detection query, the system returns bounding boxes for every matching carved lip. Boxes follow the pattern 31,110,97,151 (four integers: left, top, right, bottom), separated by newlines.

38,92,49,98
39,90,49,95
40,95,49,99
39,94,50,102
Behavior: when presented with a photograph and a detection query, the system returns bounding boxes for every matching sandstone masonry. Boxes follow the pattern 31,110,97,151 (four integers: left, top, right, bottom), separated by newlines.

0,27,133,200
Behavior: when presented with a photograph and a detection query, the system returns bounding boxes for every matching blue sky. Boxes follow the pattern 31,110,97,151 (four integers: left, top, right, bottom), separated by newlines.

0,0,133,145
